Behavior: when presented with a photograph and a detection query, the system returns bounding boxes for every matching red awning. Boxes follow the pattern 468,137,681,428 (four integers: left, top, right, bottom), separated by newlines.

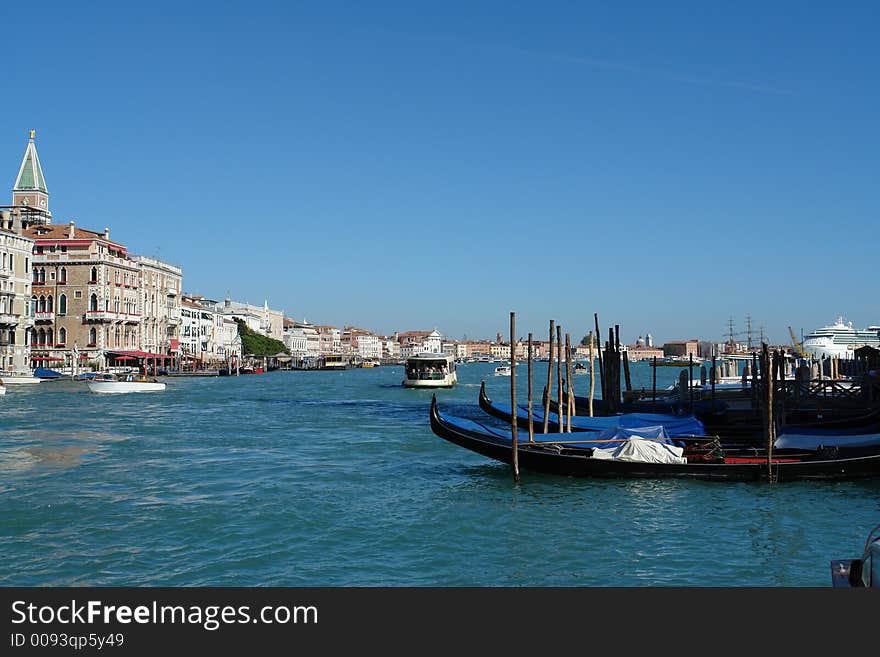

106,350,171,360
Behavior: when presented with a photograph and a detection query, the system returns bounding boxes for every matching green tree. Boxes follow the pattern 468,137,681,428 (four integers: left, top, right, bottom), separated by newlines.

234,318,290,356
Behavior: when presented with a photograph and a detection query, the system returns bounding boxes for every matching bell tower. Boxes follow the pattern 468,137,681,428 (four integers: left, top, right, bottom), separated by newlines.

12,129,51,225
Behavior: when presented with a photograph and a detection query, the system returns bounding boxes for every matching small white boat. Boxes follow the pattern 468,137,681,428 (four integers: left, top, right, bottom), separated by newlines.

0,371,42,385
494,365,512,376
87,372,166,394
0,381,5,395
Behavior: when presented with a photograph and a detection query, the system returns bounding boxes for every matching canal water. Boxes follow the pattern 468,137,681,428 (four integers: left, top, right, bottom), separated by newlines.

1,361,877,586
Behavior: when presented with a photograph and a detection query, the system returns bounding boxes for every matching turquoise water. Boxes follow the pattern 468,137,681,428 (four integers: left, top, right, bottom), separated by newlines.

1,361,877,586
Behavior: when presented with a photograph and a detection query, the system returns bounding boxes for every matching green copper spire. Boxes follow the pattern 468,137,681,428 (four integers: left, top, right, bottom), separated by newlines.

14,130,48,193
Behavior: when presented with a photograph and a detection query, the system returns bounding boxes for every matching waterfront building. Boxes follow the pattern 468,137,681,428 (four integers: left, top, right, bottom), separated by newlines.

381,337,400,360
134,255,182,358
662,340,699,359
217,317,242,364
316,325,340,354
356,332,381,360
215,297,283,340
26,221,140,370
0,209,34,372
282,318,319,360
626,345,665,361
180,295,217,366
396,329,443,356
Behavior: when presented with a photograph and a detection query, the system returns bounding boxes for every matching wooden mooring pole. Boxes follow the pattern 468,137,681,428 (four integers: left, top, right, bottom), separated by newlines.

594,313,605,402
588,330,595,417
556,323,563,434
565,332,573,433
510,311,520,483
527,332,534,443
763,344,774,484
652,356,657,412
543,320,554,433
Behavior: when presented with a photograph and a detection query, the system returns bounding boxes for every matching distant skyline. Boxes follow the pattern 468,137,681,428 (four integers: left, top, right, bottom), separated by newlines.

4,1,878,345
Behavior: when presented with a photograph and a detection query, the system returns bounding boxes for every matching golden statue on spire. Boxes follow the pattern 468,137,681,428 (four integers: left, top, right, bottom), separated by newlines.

29,129,35,139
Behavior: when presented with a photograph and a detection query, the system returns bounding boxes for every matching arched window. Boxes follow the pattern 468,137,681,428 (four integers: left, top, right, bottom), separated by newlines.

59,294,67,315
46,329,53,345
90,267,98,283
39,268,46,283
58,327,66,345
89,327,97,345
90,294,98,311
37,329,45,345
59,267,67,284
46,295,53,312
30,296,36,315
38,295,46,312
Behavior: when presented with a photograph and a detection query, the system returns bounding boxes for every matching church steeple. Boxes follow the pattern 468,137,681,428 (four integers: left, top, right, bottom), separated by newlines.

12,129,51,223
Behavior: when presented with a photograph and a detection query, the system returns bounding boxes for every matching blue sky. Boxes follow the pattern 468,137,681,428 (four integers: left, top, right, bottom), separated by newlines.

3,1,877,344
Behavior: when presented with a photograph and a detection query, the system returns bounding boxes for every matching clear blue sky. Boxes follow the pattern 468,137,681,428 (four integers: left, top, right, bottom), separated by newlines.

3,1,877,345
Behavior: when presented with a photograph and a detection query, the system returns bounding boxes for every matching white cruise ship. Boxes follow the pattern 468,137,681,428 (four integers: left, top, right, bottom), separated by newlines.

801,316,880,359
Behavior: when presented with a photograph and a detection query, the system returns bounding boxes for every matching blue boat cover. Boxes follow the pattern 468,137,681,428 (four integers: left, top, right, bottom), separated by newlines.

33,367,63,379
440,412,682,449
774,431,880,451
489,399,706,435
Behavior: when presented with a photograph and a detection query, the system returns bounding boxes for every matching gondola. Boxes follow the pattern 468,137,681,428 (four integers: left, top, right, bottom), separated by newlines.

547,387,880,439
478,381,705,435
429,396,880,482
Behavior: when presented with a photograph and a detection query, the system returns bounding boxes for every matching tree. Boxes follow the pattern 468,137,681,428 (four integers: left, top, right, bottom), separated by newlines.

234,318,290,356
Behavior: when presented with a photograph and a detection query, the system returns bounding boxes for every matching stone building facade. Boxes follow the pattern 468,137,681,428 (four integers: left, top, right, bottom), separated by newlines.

0,209,34,372
26,221,141,368
135,255,182,357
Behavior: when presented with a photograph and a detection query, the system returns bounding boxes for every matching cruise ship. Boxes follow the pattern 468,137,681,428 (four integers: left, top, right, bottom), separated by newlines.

801,316,880,359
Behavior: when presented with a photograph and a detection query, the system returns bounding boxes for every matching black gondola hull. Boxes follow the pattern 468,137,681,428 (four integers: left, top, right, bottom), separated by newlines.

431,397,880,482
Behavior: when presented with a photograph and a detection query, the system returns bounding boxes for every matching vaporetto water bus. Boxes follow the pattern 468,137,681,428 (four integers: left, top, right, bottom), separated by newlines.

403,353,457,388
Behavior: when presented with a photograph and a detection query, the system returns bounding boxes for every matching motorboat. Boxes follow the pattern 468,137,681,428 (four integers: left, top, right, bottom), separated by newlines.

494,365,512,377
87,372,166,394
573,363,588,375
0,371,42,385
403,353,457,388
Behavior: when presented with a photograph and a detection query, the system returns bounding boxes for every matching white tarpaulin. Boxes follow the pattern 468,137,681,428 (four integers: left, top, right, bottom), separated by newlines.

591,431,687,464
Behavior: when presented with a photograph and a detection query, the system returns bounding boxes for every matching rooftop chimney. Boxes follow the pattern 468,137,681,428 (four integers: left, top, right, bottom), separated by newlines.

103,227,109,240
1,210,9,230
68,220,75,238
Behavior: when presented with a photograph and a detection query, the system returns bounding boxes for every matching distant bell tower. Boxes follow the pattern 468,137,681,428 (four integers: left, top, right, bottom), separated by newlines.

12,129,51,225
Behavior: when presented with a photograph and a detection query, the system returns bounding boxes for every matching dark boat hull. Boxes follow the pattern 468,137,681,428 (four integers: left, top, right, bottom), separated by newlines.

430,397,880,482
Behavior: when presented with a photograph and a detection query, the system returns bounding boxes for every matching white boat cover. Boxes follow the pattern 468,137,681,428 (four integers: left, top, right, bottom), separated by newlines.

591,426,687,464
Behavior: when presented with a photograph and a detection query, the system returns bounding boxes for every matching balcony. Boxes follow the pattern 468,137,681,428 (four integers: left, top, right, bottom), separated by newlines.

34,311,55,322
0,269,11,278
0,313,18,326
166,286,178,296
85,309,125,322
